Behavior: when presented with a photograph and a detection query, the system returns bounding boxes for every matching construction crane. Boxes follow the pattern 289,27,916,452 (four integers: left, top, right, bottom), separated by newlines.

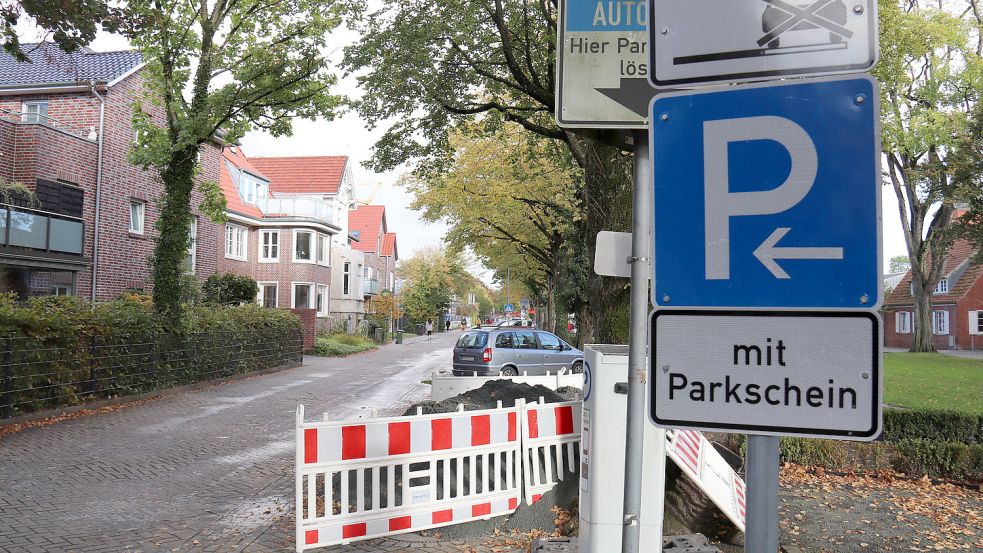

356,180,384,205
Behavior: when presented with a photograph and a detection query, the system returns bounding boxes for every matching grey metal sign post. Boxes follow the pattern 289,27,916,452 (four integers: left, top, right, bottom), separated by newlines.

746,436,779,552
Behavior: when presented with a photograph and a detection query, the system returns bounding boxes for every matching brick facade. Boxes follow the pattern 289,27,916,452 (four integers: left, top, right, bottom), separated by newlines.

0,70,224,300
287,308,317,352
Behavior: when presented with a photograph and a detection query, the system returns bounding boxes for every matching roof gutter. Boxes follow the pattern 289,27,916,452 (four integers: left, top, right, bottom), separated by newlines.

89,82,106,303
0,83,99,95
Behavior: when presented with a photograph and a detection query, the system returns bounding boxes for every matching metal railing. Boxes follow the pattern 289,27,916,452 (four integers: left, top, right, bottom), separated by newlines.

0,330,304,419
0,203,85,255
0,107,92,139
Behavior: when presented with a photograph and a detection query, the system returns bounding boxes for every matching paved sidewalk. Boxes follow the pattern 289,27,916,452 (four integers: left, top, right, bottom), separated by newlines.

0,332,519,553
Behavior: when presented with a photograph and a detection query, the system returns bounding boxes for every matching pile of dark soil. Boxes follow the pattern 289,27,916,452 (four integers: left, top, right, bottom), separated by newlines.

404,380,581,416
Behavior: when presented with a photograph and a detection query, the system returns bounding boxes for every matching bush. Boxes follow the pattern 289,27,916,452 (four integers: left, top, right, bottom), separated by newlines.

312,334,376,357
891,440,983,481
201,273,258,306
0,297,303,418
882,408,981,444
779,437,848,468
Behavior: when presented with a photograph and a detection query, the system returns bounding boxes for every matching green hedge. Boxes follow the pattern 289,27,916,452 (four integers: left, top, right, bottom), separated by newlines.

891,440,983,481
882,408,981,444
0,294,303,418
312,334,377,357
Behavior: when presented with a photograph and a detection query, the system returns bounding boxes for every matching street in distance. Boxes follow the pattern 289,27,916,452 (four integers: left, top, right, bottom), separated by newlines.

650,311,881,440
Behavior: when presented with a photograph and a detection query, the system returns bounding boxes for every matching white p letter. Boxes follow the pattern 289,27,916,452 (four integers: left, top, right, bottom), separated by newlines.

703,116,817,280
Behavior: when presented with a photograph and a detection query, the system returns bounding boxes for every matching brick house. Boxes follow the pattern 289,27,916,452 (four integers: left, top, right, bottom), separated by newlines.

349,205,398,300
883,240,983,350
0,43,223,300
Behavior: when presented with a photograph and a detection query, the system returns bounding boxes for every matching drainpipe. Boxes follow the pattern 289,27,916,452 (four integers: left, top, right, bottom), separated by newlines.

89,82,105,302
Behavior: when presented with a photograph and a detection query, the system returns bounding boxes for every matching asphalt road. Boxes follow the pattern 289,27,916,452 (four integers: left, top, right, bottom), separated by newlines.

0,332,460,553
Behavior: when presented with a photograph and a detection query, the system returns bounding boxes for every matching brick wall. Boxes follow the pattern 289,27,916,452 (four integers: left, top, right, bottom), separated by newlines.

216,222,334,309
0,73,225,300
287,308,317,352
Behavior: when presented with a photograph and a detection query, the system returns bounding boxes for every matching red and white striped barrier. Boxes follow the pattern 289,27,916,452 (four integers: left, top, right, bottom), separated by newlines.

666,429,746,532
295,404,522,550
520,399,582,505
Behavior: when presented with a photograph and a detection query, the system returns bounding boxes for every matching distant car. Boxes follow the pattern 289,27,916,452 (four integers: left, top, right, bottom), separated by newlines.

497,319,533,328
761,0,847,49
452,329,583,376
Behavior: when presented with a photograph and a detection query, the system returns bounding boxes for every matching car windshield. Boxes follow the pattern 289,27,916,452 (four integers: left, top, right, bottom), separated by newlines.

456,332,488,349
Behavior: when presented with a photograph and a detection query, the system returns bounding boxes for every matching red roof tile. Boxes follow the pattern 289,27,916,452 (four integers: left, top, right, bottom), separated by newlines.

349,205,387,253
884,239,980,306
219,147,263,219
381,232,398,259
250,156,348,194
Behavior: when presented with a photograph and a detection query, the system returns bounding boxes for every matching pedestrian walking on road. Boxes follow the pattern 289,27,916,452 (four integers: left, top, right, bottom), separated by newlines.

445,319,451,332
426,319,434,340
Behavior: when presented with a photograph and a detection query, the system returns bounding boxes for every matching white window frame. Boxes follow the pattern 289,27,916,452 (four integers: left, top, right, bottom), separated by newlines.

895,311,912,334
225,223,248,261
343,262,351,296
259,229,279,262
934,278,949,294
129,200,145,234
316,284,329,316
316,233,330,266
932,310,950,335
292,282,315,309
184,217,198,274
21,101,48,123
257,282,279,308
293,230,315,263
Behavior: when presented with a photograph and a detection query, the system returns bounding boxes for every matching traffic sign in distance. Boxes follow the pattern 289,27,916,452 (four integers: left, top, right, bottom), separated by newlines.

650,310,881,440
556,0,658,128
650,76,881,310
649,0,877,87
504,304,514,313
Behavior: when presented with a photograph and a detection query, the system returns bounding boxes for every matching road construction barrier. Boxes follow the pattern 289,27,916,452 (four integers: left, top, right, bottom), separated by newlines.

665,429,746,532
431,369,583,401
295,403,523,550
520,399,582,505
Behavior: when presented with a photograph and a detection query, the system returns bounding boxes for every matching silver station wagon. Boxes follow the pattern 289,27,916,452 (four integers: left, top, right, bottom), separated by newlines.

452,328,584,376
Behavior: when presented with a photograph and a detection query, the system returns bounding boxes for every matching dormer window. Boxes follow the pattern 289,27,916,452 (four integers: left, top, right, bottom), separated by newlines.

934,278,949,294
238,172,268,206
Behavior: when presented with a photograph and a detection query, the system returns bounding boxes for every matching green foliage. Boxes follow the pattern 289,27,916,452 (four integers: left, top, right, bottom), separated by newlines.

1,1,121,61
888,255,910,274
398,247,468,324
0,298,302,417
101,0,343,319
311,334,376,357
202,273,258,306
891,440,983,481
882,409,981,444
779,438,848,468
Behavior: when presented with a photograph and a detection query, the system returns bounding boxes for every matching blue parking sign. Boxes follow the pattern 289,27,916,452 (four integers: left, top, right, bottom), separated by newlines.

650,76,881,309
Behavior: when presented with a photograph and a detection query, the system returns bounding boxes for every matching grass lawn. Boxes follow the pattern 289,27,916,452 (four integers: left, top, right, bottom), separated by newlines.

883,352,983,415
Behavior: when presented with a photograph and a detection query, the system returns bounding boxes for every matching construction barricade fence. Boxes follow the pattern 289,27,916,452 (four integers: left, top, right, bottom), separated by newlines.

296,400,747,550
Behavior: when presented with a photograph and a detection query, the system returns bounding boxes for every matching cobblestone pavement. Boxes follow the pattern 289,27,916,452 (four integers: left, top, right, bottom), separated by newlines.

0,332,519,553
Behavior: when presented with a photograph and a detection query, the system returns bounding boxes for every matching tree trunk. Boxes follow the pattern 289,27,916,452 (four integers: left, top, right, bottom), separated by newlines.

911,277,936,352
152,150,198,321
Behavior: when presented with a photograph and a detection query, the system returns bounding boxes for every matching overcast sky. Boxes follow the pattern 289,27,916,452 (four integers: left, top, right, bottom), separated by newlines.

19,20,909,283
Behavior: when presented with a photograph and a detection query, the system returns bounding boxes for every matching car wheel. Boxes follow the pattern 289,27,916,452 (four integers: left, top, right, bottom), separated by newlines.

501,366,519,377
571,361,584,374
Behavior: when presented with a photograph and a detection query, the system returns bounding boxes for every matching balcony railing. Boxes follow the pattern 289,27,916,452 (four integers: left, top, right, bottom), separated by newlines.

363,278,379,296
255,196,334,225
0,204,85,255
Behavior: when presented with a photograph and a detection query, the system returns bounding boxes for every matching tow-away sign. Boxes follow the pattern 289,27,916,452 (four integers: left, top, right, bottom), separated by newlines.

556,0,657,128
650,310,881,440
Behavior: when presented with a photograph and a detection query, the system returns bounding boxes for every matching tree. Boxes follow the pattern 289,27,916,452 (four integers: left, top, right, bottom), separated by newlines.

116,0,341,321
341,0,634,344
405,123,582,333
1,1,119,60
873,0,982,351
366,294,403,335
201,273,258,306
398,247,468,324
889,255,911,274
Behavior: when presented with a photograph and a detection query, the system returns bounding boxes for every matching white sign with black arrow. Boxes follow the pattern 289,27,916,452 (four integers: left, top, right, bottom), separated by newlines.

556,0,658,128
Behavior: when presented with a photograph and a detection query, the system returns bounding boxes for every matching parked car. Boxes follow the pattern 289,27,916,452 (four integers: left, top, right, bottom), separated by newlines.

452,328,583,376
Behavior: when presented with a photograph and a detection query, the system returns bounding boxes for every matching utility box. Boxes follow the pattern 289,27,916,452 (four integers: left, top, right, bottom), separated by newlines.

580,345,666,553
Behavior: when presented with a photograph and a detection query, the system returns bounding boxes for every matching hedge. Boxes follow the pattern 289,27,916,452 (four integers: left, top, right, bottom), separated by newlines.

312,334,377,357
891,440,983,481
0,294,303,418
882,408,981,444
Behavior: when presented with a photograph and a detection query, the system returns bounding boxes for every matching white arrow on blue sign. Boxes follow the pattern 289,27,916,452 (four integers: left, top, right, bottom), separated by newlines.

649,75,882,310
